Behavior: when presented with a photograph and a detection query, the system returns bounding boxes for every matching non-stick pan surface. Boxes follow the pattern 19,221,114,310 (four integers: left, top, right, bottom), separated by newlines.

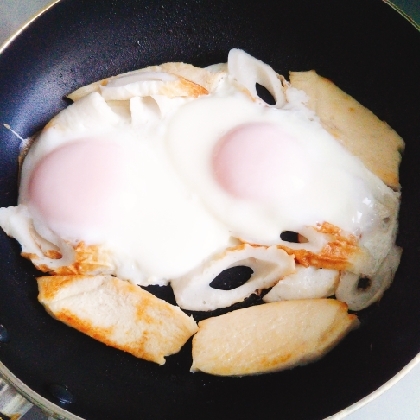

1,0,420,419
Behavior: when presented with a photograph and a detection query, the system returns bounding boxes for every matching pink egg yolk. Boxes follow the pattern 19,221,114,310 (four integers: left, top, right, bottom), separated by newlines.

212,122,307,203
28,139,124,234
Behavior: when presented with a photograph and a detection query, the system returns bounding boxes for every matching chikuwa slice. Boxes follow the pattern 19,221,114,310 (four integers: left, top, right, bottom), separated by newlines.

191,299,359,376
37,275,198,365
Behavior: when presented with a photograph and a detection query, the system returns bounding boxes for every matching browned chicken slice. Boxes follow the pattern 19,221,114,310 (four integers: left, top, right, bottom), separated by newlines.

37,275,198,365
289,70,404,189
191,299,358,376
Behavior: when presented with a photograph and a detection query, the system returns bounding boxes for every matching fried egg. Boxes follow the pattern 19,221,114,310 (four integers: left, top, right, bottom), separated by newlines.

0,49,400,311
17,93,233,285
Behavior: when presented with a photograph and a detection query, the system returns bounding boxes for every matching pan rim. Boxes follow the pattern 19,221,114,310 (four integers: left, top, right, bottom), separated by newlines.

0,361,81,419
382,0,420,31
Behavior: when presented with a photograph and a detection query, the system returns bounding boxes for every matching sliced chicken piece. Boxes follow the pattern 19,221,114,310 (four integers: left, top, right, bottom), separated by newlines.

289,70,404,189
37,275,198,365
191,299,358,376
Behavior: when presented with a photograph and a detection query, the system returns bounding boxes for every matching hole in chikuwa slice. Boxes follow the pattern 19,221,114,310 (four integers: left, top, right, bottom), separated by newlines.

210,266,254,290
357,277,372,290
280,231,308,243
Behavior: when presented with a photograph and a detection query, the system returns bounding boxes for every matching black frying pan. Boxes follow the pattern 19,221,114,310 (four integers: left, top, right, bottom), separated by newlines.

1,1,420,419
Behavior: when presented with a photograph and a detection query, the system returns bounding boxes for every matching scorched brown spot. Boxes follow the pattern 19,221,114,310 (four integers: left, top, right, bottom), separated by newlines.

279,222,359,271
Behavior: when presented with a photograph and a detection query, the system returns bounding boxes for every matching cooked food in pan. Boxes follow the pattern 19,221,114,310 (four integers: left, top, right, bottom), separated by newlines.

0,49,403,375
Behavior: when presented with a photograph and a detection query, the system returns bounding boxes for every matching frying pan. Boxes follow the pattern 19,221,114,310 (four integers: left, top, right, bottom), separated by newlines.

1,0,420,419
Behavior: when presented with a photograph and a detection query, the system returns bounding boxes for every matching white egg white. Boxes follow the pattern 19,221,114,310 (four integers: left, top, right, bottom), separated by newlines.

1,49,399,300
165,91,393,245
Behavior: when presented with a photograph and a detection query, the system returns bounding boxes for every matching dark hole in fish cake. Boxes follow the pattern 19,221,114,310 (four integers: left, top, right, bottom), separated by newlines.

256,83,276,105
210,266,254,290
